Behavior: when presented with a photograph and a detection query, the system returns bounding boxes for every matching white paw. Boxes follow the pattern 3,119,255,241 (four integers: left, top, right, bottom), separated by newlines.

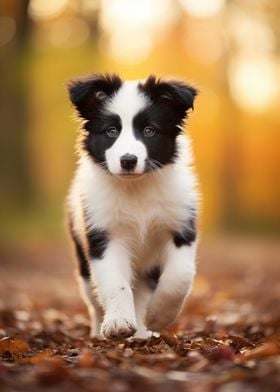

133,329,153,339
101,317,137,340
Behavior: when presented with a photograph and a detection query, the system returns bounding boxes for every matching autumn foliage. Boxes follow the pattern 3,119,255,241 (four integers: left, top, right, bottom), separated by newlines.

0,239,279,391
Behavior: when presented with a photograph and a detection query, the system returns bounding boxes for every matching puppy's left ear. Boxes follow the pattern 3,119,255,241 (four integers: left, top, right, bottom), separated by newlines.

140,75,198,119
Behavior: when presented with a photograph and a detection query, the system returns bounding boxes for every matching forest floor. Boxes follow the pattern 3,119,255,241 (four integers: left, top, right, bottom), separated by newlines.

0,236,279,392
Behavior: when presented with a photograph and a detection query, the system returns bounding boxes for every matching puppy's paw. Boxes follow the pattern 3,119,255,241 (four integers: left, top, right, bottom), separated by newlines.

133,329,153,340
145,307,178,332
101,317,137,340
89,328,102,340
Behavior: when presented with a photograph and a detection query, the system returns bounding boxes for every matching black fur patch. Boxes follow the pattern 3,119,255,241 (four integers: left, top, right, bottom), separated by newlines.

138,75,198,123
145,265,161,290
173,216,197,247
87,227,109,260
83,112,122,167
68,218,90,278
72,235,91,278
135,76,198,169
68,73,122,120
68,74,123,168
133,104,180,168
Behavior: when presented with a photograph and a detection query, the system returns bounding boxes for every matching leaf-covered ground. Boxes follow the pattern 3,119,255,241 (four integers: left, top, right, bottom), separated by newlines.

0,237,279,391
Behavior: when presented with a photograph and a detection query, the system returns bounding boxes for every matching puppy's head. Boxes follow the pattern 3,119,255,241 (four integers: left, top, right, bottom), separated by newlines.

68,74,198,176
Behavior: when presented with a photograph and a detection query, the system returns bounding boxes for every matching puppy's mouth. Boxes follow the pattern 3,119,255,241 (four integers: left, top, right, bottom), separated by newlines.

114,168,146,180
118,171,145,179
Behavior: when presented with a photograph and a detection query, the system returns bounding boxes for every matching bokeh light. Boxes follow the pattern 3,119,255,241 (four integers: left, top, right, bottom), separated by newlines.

226,3,279,113
48,17,90,48
179,0,225,18
100,0,177,63
183,21,223,63
228,6,275,56
228,56,279,113
29,0,68,20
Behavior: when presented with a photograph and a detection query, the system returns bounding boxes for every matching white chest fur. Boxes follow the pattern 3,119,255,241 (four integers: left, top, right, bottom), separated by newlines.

69,148,197,271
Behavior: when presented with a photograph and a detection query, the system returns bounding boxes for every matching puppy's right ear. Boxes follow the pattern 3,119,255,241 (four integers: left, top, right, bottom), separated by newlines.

67,73,122,120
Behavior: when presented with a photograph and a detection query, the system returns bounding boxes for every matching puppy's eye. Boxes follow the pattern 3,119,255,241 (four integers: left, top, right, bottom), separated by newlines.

143,126,156,137
106,127,119,138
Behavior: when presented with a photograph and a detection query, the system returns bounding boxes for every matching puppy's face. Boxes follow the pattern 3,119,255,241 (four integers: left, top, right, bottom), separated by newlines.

68,74,197,176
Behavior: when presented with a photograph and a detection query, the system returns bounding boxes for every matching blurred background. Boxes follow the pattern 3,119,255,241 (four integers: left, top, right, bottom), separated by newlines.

0,0,279,306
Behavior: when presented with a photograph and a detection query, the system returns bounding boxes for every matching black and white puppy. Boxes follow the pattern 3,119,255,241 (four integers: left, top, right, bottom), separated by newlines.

67,74,199,339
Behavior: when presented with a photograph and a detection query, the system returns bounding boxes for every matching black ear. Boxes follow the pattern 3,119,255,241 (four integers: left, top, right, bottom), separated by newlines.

140,75,198,119
67,73,122,120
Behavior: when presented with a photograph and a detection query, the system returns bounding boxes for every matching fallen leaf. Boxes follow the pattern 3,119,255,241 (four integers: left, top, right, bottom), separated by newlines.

238,342,279,361
0,336,30,355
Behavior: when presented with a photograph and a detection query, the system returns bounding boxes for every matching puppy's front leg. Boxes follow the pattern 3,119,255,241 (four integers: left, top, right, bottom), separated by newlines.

90,239,137,339
146,237,196,332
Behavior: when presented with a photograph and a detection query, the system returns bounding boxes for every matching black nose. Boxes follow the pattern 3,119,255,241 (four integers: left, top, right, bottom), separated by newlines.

120,154,138,170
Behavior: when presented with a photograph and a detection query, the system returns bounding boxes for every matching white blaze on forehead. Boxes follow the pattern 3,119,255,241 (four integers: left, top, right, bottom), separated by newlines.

106,80,148,126
104,81,149,174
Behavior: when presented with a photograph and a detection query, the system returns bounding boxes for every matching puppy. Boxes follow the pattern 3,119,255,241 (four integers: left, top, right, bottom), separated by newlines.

66,74,199,339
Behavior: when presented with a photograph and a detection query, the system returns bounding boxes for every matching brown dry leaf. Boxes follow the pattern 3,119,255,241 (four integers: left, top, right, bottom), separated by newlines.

36,356,71,387
78,349,96,367
29,351,53,365
0,336,30,354
238,342,279,361
228,334,255,350
161,331,179,347
261,334,280,344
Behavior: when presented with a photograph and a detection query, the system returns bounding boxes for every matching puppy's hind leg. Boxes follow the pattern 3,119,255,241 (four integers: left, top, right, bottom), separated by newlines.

78,276,104,338
71,232,104,338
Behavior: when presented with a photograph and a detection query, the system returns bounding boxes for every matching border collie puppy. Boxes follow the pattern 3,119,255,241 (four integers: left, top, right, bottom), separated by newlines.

67,74,199,339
